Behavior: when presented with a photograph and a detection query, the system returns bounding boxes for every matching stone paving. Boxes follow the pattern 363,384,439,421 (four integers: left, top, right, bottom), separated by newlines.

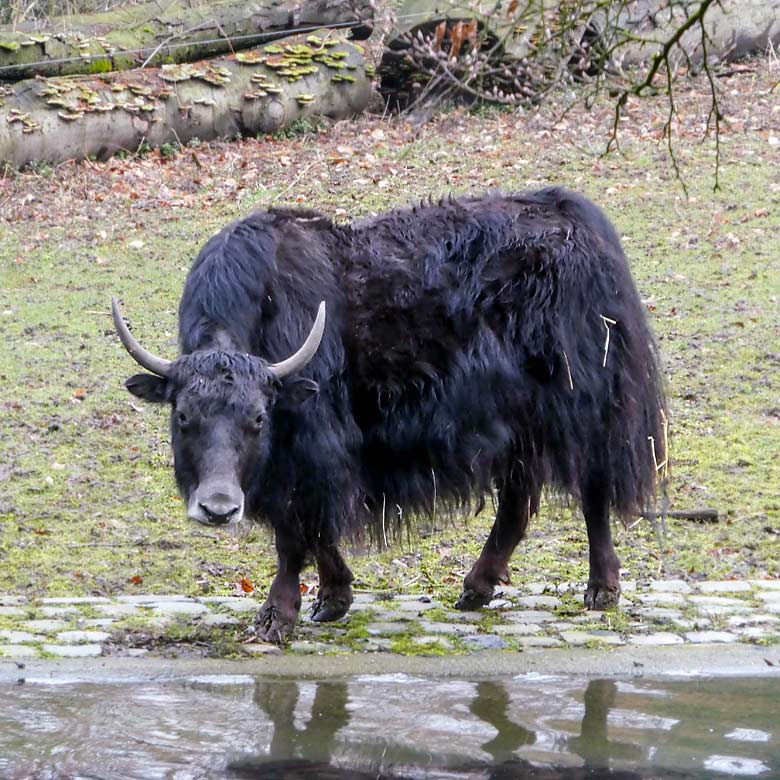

1,579,779,659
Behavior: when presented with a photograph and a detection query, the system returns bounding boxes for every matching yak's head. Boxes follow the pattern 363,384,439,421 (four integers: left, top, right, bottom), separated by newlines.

111,298,325,528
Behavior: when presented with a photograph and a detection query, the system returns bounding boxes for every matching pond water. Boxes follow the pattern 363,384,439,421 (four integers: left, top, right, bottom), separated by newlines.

0,674,778,779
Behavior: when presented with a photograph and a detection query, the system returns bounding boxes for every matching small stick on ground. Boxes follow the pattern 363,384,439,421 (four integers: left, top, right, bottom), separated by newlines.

641,509,720,523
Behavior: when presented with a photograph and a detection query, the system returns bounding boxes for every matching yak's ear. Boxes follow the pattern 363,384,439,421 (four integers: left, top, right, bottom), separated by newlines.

125,373,169,404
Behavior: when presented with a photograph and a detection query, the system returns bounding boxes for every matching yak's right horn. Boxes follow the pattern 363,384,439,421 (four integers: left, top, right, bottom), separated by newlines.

267,301,326,379
111,297,173,378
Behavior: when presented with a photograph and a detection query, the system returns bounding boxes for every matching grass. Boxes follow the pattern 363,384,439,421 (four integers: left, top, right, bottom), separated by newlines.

0,64,779,605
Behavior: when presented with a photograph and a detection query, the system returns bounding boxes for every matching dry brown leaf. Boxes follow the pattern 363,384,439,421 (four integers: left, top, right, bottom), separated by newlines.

434,21,446,51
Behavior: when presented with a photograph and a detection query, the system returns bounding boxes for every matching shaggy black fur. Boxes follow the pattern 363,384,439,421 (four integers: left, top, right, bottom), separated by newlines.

178,188,663,534
122,187,666,638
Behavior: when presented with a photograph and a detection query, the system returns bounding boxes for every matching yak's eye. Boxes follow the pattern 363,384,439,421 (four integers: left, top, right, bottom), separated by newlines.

252,412,265,431
177,411,189,427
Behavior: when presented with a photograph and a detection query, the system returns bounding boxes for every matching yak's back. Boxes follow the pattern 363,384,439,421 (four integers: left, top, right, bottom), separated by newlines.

341,188,634,388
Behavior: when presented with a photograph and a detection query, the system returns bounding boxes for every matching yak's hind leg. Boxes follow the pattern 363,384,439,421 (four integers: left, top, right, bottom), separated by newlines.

582,470,621,610
311,542,354,622
456,475,538,611
256,531,305,644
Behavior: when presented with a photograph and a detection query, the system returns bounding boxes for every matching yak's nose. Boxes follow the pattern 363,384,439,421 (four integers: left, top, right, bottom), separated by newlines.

199,495,241,525
188,484,244,526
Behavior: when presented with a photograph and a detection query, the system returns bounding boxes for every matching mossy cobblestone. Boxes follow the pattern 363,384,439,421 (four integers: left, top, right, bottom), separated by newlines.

1,579,779,660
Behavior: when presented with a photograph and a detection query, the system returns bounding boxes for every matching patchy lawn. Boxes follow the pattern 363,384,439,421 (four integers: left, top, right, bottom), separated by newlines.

1,62,778,608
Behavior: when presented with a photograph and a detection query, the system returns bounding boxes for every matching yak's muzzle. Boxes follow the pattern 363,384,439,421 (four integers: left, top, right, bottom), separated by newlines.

187,483,245,527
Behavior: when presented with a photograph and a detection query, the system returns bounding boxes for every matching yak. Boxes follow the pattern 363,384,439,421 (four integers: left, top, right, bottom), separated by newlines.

112,187,666,644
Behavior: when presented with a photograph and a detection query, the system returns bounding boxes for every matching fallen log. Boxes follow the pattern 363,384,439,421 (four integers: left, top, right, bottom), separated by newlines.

0,32,372,169
605,0,780,68
0,0,373,81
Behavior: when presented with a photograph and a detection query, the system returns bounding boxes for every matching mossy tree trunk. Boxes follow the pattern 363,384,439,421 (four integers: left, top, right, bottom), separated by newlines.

0,32,372,169
0,0,372,80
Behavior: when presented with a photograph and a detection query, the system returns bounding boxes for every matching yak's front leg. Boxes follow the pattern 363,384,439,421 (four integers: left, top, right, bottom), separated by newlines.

311,542,354,622
582,471,621,610
456,477,538,611
256,531,305,644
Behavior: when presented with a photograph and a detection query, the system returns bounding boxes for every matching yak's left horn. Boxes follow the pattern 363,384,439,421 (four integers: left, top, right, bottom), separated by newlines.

111,297,173,378
268,301,326,379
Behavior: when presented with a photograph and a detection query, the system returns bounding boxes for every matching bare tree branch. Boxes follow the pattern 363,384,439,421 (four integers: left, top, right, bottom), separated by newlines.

380,0,745,189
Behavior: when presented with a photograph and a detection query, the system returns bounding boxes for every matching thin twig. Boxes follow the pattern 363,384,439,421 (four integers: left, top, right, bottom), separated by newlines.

698,15,722,190
270,161,318,204
381,492,388,548
431,467,437,525
606,0,718,189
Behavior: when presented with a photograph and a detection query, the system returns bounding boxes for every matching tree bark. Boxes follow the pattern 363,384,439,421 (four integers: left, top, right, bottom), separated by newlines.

609,0,780,67
0,32,371,169
0,0,372,81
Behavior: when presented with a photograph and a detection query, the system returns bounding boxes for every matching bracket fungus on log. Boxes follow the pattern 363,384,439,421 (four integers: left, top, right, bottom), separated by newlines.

0,32,371,169
0,0,373,81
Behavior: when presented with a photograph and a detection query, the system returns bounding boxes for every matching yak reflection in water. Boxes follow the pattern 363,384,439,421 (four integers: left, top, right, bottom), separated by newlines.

227,679,700,780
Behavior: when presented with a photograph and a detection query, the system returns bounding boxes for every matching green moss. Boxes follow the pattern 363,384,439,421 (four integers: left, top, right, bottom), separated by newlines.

344,624,370,641
421,606,448,622
554,595,587,619
583,639,612,650
159,141,180,159
390,630,455,656
36,646,59,660
477,610,508,633
749,634,780,647
271,116,323,139
598,609,635,635
86,59,113,74
121,618,244,657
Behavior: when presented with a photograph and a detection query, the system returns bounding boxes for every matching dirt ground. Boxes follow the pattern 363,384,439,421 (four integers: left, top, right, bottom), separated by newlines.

0,59,779,609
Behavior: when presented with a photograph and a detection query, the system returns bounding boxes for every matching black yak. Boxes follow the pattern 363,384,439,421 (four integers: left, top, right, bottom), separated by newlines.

112,187,666,644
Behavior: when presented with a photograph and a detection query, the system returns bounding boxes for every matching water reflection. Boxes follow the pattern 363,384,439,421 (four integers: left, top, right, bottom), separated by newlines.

249,681,351,765
0,675,778,779
229,680,690,779
562,680,643,767
470,681,535,762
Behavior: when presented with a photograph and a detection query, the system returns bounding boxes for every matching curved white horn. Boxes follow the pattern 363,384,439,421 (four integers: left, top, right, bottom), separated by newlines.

268,301,326,379
111,297,173,378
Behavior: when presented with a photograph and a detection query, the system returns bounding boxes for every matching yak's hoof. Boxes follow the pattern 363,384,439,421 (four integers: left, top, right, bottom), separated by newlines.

310,593,352,622
455,587,493,611
255,603,297,645
584,583,621,611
